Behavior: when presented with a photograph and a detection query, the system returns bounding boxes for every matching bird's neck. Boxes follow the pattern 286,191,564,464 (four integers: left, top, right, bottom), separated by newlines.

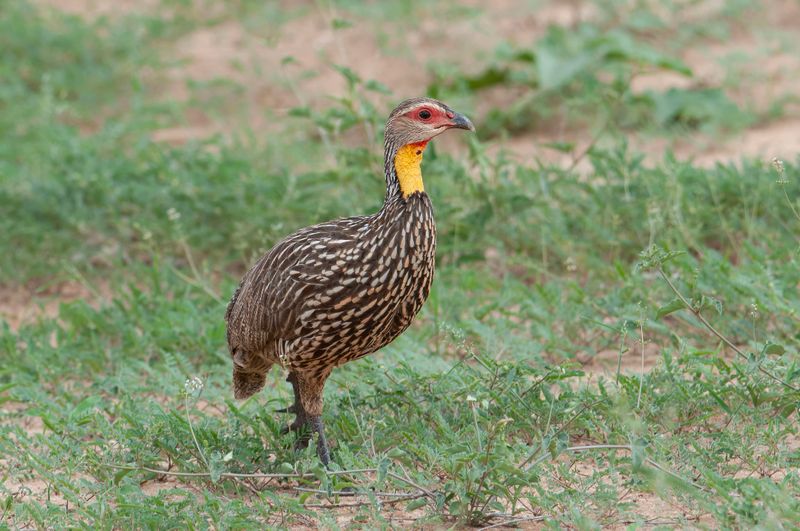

383,140,429,203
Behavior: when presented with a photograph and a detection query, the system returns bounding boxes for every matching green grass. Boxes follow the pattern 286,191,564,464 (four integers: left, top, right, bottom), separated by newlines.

1,0,799,528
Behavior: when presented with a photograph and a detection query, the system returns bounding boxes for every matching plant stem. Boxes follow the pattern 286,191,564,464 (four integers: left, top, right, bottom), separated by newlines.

657,268,797,391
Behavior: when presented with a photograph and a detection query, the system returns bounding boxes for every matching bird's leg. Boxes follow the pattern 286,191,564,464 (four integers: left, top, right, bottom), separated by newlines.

309,415,330,466
278,373,310,448
296,371,332,466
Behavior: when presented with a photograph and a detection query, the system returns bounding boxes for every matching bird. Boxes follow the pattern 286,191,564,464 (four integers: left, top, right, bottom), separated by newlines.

224,97,474,465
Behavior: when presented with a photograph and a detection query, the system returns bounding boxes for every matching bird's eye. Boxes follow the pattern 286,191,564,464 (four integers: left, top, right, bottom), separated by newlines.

418,109,432,120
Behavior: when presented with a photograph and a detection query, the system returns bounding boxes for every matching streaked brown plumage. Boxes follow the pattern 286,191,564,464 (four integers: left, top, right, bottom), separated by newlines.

225,97,474,464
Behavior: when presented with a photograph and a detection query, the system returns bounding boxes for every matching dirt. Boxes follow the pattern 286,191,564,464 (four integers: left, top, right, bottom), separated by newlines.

6,477,72,509
578,344,662,381
529,452,716,529
0,279,110,332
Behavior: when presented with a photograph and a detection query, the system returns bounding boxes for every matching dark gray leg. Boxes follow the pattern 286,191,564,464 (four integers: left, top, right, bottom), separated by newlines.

309,415,330,467
277,373,311,448
281,371,332,466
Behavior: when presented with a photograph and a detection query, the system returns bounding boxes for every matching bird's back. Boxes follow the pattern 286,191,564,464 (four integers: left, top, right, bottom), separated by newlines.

225,192,435,375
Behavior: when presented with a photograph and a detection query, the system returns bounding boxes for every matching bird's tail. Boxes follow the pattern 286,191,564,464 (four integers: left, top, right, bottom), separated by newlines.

233,367,267,399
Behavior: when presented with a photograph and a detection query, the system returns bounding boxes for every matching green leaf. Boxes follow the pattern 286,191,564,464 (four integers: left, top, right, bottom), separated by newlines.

536,42,593,90
377,458,389,486
631,438,647,472
542,141,575,153
763,343,785,356
556,432,569,454
635,245,685,272
333,64,361,86
787,361,800,381
288,106,311,118
656,298,685,319
209,452,224,483
365,79,391,94
38,413,59,434
331,18,352,30
513,49,535,63
708,390,731,414
312,463,328,483
70,396,98,418
460,67,509,91
113,468,133,485
386,447,405,459
406,497,428,511
546,436,557,459
650,88,745,129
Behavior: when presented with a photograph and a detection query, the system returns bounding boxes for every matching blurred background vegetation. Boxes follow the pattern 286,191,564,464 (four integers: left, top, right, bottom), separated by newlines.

1,0,799,528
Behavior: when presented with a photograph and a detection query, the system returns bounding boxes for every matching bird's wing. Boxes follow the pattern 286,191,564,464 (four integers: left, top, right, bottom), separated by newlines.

225,216,372,354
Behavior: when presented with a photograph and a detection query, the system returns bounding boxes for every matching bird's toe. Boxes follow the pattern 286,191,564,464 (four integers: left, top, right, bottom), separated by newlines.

275,404,297,414
293,432,312,451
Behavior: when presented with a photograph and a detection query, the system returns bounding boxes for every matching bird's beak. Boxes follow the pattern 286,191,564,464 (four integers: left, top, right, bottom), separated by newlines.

449,112,475,132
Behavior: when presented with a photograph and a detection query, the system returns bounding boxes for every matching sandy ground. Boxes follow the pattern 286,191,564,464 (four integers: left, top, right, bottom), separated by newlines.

0,280,110,332
7,0,800,526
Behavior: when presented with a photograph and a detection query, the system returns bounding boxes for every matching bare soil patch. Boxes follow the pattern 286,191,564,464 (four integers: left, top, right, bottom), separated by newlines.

0,280,110,332
578,344,663,381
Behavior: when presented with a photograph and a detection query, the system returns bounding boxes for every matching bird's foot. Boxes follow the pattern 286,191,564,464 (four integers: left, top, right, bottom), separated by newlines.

279,416,313,451
278,373,329,466
278,411,329,464
278,401,307,436
278,372,307,439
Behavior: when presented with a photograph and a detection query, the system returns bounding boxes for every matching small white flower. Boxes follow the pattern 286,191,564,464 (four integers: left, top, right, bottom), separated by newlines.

167,207,181,222
466,394,477,403
772,158,788,184
184,376,204,395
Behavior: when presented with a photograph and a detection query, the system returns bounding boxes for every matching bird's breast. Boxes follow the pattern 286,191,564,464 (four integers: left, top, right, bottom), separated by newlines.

290,195,436,363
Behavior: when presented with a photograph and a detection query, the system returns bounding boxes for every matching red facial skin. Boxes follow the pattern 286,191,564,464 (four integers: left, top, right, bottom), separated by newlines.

408,141,429,153
402,106,457,129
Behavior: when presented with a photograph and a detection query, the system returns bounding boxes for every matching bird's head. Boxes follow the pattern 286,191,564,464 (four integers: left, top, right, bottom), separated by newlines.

385,97,475,147
384,97,474,199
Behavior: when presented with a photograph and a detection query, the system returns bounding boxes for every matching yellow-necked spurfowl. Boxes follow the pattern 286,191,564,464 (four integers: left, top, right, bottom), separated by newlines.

225,97,474,464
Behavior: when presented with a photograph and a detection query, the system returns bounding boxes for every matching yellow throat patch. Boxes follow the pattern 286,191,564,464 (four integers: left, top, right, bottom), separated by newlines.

393,142,428,198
